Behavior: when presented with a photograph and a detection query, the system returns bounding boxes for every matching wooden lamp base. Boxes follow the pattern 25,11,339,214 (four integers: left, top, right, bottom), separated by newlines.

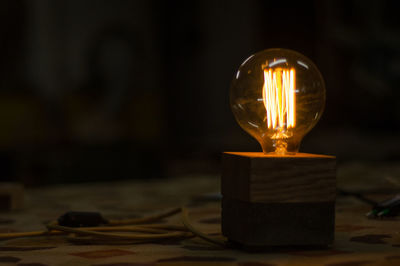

221,152,336,247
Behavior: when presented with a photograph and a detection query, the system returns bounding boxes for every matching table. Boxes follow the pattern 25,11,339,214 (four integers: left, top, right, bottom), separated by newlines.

1,161,400,266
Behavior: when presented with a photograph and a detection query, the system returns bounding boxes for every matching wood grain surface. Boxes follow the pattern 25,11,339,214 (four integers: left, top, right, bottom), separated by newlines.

222,152,336,203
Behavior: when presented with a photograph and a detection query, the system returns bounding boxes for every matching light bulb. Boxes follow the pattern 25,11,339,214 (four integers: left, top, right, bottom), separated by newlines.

230,48,325,155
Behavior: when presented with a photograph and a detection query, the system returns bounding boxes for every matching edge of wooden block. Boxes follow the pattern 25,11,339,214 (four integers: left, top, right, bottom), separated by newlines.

224,151,335,159
221,153,251,200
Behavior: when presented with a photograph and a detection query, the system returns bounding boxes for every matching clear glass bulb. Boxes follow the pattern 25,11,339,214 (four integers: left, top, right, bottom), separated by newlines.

230,48,325,155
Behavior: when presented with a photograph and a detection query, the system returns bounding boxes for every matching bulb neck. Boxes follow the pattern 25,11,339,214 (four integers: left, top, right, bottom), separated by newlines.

270,128,290,155
259,131,300,155
273,139,288,155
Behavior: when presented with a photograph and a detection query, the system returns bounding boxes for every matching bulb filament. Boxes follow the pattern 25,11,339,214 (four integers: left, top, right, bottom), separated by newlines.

262,68,296,137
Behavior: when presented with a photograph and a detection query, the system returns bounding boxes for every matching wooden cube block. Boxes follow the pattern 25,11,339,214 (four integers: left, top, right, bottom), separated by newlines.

0,182,24,210
221,152,336,247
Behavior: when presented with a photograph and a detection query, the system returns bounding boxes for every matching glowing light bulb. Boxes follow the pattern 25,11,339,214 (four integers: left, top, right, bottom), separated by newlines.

230,48,325,155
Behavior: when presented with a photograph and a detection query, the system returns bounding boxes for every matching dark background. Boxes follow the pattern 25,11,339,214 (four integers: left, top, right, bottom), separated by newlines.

1,0,399,185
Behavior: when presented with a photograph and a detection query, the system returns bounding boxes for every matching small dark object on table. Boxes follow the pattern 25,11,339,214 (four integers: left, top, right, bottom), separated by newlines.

58,211,108,227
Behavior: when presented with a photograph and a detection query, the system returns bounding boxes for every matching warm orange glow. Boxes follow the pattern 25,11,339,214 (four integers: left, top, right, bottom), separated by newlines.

262,68,296,130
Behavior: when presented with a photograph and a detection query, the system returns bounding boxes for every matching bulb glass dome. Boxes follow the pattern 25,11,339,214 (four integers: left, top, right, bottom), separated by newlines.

230,48,325,154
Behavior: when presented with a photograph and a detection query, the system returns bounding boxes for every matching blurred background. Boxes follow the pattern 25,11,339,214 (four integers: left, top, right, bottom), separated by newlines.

1,0,400,185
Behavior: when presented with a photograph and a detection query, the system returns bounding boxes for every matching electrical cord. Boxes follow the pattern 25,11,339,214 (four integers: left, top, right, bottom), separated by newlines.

181,207,226,247
337,188,400,218
337,188,377,206
0,207,227,247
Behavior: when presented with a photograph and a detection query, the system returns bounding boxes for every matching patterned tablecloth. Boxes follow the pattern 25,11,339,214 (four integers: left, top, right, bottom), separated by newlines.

1,161,400,266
